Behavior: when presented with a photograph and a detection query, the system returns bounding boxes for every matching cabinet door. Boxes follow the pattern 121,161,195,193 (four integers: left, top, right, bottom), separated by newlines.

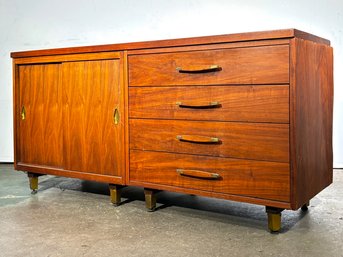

17,64,63,168
62,58,124,179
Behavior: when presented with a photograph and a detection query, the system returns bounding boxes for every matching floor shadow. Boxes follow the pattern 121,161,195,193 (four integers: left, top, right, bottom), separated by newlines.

38,175,309,233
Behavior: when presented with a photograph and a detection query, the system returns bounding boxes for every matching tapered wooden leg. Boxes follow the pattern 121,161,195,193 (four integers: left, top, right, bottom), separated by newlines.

144,188,158,212
266,206,284,233
28,173,39,194
109,184,123,206
301,201,310,212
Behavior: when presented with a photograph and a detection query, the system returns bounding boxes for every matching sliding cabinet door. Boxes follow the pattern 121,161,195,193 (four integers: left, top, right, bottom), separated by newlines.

62,56,124,182
17,63,63,168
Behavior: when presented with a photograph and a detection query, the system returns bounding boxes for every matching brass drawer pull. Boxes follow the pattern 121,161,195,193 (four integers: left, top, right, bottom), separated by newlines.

176,135,220,144
176,65,222,73
176,169,221,180
113,108,119,125
176,101,221,109
21,106,26,120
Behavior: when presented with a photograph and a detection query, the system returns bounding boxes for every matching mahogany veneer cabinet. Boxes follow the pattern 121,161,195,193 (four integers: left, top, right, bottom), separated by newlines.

11,29,333,232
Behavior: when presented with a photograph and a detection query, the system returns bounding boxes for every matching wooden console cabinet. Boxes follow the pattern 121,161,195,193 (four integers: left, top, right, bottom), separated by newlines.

12,29,333,232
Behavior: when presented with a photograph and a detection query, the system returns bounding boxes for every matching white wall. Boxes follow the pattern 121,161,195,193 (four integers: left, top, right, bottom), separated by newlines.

0,0,342,167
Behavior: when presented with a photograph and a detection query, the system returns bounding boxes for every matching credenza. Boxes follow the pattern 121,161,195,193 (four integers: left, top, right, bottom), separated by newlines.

11,29,333,232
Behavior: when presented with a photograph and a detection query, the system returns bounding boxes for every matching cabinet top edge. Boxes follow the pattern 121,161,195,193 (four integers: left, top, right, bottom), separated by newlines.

11,28,330,58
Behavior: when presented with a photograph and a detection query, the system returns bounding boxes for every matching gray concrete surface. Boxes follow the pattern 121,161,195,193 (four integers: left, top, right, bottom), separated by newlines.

0,164,342,257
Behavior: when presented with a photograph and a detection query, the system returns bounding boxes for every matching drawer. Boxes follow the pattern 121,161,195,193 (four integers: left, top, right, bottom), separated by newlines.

130,150,290,202
128,45,289,86
129,119,289,163
129,85,289,123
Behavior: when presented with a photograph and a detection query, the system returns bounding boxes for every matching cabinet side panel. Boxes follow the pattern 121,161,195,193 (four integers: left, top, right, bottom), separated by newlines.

13,61,18,167
290,38,333,209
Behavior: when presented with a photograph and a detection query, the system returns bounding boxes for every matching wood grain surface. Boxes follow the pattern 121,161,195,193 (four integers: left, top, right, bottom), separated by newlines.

130,119,289,163
129,45,289,86
11,29,329,58
13,52,121,65
62,59,123,177
290,38,334,209
18,64,63,167
129,85,289,123
130,150,290,202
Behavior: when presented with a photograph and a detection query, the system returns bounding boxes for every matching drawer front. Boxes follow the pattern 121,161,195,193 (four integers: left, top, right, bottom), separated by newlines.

130,150,290,202
130,119,289,163
129,85,289,123
129,45,289,86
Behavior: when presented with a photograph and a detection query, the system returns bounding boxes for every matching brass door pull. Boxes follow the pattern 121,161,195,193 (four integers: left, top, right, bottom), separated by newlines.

176,101,221,109
113,108,119,125
176,135,220,144
176,169,221,180
176,65,222,73
21,106,26,120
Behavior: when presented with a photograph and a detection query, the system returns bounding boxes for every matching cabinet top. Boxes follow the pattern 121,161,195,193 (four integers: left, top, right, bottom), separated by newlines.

11,28,330,58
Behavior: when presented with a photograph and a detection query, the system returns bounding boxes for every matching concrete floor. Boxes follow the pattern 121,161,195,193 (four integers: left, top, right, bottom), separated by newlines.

0,164,342,257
